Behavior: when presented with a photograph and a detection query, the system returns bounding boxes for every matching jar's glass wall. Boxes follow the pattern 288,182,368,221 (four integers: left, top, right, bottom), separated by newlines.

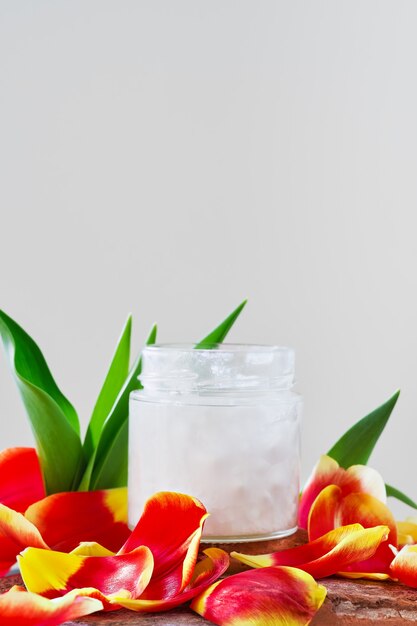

128,344,302,543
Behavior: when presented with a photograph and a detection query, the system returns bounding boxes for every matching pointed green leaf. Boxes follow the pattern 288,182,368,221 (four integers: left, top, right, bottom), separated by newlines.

195,299,247,348
83,316,132,458
90,420,128,490
386,483,417,510
0,310,82,493
84,324,158,490
327,390,400,468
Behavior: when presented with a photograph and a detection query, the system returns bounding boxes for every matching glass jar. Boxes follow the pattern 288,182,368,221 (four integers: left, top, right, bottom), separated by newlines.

128,344,302,542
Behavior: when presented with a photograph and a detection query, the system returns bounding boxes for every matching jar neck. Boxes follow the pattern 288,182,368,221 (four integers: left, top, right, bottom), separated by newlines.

138,343,296,395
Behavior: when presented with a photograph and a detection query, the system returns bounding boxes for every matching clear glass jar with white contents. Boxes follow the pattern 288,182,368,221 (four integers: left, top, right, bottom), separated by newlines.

128,344,302,543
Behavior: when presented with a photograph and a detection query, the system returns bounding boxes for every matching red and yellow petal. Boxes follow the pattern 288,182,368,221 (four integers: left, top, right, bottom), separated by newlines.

390,545,417,587
0,585,102,625
190,565,326,626
308,487,396,543
338,539,397,580
119,492,209,600
70,542,115,557
396,521,417,548
0,448,45,513
0,505,48,576
232,524,390,579
18,545,154,609
25,488,130,552
308,485,342,541
335,493,397,545
112,548,229,613
299,455,386,529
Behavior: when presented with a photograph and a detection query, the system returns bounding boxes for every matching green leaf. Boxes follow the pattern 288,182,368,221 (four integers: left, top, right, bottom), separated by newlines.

83,316,132,459
0,310,82,493
327,390,400,468
86,324,158,490
386,483,417,510
195,299,247,348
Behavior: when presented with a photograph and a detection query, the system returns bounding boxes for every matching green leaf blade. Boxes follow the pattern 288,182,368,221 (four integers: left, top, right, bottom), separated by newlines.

0,311,82,493
195,299,247,348
386,483,417,510
85,324,158,490
327,390,400,468
83,316,132,459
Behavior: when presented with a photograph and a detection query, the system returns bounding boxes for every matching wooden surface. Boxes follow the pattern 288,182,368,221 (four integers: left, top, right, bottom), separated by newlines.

3,531,417,625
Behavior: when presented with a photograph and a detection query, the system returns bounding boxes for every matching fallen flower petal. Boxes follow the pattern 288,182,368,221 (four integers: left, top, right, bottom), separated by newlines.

0,585,103,625
190,565,326,626
390,544,417,587
397,521,417,547
231,524,390,579
0,505,48,576
307,486,397,578
18,545,154,609
25,488,130,552
70,542,115,557
0,448,45,513
119,492,209,599
299,455,386,529
112,547,229,612
308,486,397,543
0,505,48,550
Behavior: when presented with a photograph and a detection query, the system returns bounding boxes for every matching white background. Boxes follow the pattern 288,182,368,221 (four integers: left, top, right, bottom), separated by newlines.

1,1,416,514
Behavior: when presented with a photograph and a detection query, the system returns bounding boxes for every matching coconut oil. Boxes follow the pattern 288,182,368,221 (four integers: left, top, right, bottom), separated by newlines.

128,344,302,542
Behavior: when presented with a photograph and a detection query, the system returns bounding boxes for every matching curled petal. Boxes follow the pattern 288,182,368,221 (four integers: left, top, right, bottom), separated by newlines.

25,488,129,552
299,455,386,529
308,485,342,540
308,487,396,543
18,545,154,609
390,545,417,587
70,542,115,557
0,505,48,576
119,492,209,599
112,548,229,613
397,521,417,547
232,524,390,579
0,448,45,512
335,493,397,546
0,505,48,550
191,565,326,626
0,586,102,625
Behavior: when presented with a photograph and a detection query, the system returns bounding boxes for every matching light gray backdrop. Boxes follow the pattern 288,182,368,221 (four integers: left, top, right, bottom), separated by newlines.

1,1,416,515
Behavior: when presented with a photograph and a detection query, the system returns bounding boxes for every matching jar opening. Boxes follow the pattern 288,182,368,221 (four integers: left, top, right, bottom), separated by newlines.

137,343,295,395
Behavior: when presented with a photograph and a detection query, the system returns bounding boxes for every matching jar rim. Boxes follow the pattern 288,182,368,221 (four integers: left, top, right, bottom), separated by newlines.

144,342,293,354
138,343,296,394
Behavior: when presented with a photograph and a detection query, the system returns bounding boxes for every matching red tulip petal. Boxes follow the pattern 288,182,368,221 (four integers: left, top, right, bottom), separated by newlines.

232,524,390,579
0,586,102,625
0,505,48,550
336,493,397,545
18,545,154,608
25,488,130,552
0,504,49,576
299,455,386,529
119,492,209,599
308,487,396,543
112,548,229,613
0,448,45,513
190,565,326,626
308,485,343,541
390,545,417,587
338,539,397,579
70,542,115,557
397,521,417,548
